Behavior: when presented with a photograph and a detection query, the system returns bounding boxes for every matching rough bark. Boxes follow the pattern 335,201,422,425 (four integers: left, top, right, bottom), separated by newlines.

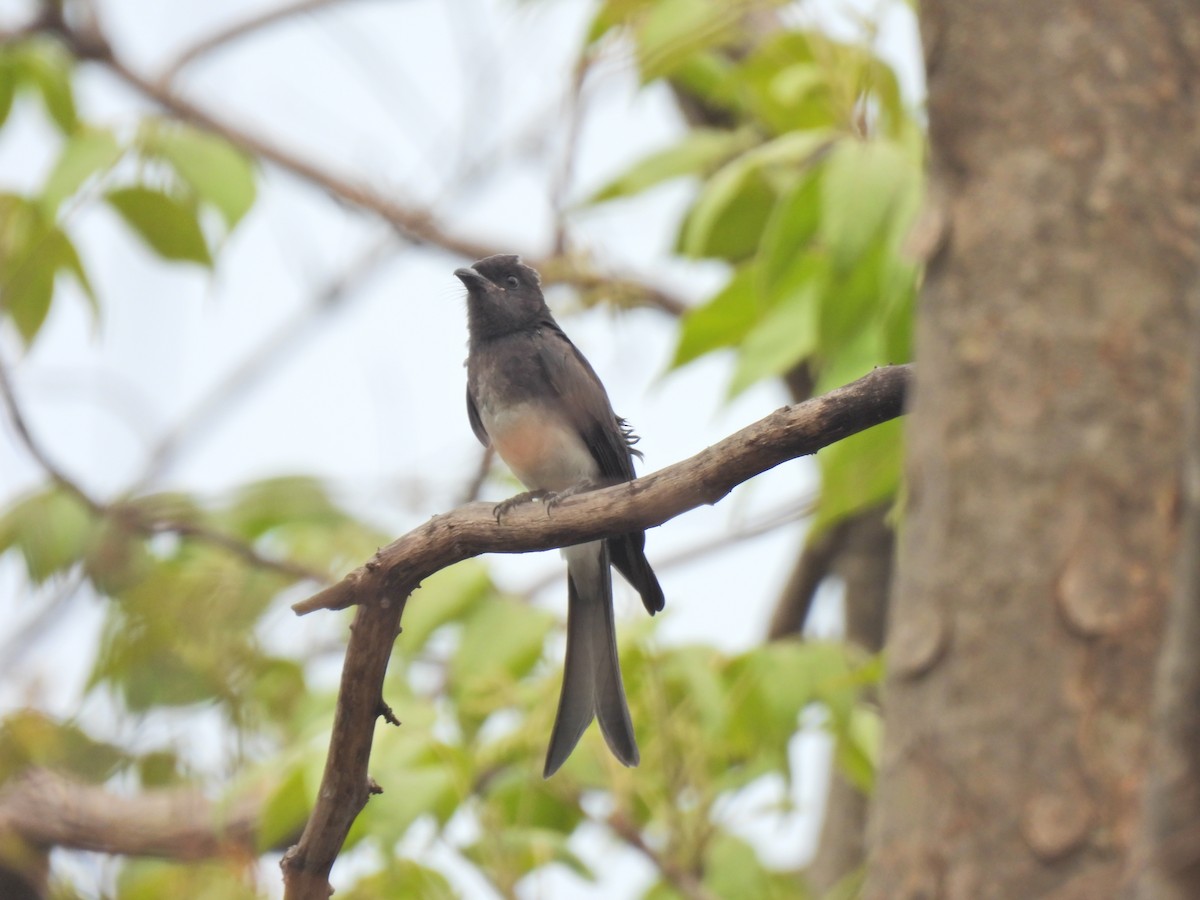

0,768,267,898
866,3,1200,898
1131,282,1200,900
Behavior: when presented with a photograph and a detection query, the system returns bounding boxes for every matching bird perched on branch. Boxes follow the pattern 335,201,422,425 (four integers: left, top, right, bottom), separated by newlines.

455,255,664,777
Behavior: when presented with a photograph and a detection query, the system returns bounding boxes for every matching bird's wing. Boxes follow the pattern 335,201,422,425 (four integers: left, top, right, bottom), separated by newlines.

533,329,636,483
466,385,490,447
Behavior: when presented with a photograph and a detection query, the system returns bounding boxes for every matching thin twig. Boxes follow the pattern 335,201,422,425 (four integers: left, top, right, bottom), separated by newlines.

1,354,330,585
158,0,367,85
130,236,396,491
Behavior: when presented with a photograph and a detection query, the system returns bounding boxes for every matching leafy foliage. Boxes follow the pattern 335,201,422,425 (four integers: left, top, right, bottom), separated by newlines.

0,36,256,346
586,6,924,534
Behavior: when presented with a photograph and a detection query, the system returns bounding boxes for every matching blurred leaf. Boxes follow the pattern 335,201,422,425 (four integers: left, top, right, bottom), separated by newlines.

141,121,257,228
224,476,341,538
727,257,824,396
757,161,825,291
41,128,123,215
105,186,212,265
0,194,92,344
83,517,151,596
463,827,592,881
813,417,902,533
0,488,94,583
703,833,801,900
0,56,15,129
589,128,755,203
739,32,836,134
0,710,125,783
402,560,494,653
634,0,742,82
11,40,77,133
481,767,585,833
670,264,760,368
724,641,855,774
257,765,310,852
117,860,258,900
362,759,462,844
137,749,182,788
820,138,916,271
657,644,729,742
341,860,456,900
679,161,775,261
834,706,880,794
450,598,554,731
90,545,290,711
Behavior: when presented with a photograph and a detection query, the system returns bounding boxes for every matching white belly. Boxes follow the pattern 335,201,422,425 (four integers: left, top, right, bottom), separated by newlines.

480,402,598,492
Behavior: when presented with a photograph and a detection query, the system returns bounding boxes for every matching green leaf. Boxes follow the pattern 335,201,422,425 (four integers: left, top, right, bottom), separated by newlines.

450,598,554,733
105,186,212,265
224,476,340,538
820,138,916,271
679,161,776,261
0,710,126,783
463,827,592,881
41,127,123,215
482,767,585,833
401,560,494,653
813,417,902,533
834,706,880,793
341,860,457,900
0,488,94,583
118,860,259,900
141,122,257,228
257,765,310,852
702,833,783,900
670,264,761,368
757,161,826,291
635,0,742,82
0,57,15,129
589,128,755,203
13,40,77,133
727,257,825,396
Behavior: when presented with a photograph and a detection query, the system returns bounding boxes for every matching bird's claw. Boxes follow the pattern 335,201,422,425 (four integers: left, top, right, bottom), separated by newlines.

493,490,549,522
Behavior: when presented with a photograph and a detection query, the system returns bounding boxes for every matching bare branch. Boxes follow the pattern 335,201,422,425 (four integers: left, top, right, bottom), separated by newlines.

0,767,266,861
278,365,910,899
297,365,909,616
159,0,365,85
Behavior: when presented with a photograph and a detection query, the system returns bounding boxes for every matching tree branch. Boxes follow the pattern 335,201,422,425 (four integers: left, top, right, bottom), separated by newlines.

279,364,910,899
0,768,266,875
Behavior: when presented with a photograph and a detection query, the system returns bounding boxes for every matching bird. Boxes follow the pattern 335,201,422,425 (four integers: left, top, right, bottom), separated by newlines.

455,254,664,777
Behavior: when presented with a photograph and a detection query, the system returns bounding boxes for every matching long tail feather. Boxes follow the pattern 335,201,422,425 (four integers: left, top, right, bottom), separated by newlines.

544,541,638,777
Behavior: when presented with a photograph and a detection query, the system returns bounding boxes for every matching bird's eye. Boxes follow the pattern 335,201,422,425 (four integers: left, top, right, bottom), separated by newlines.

506,275,520,288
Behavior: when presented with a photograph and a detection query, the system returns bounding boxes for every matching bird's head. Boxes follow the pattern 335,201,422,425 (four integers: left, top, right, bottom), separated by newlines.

455,255,550,340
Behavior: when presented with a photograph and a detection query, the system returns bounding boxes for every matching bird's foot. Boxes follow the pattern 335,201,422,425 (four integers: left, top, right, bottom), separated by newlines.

493,489,550,522
543,479,601,513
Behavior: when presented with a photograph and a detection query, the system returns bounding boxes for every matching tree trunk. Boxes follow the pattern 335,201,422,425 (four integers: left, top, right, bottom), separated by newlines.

866,2,1200,898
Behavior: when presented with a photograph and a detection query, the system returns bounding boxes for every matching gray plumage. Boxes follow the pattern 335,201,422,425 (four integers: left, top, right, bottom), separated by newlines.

455,254,663,777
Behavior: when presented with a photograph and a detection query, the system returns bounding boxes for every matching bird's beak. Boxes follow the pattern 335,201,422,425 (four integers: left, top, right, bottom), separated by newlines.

454,267,487,290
